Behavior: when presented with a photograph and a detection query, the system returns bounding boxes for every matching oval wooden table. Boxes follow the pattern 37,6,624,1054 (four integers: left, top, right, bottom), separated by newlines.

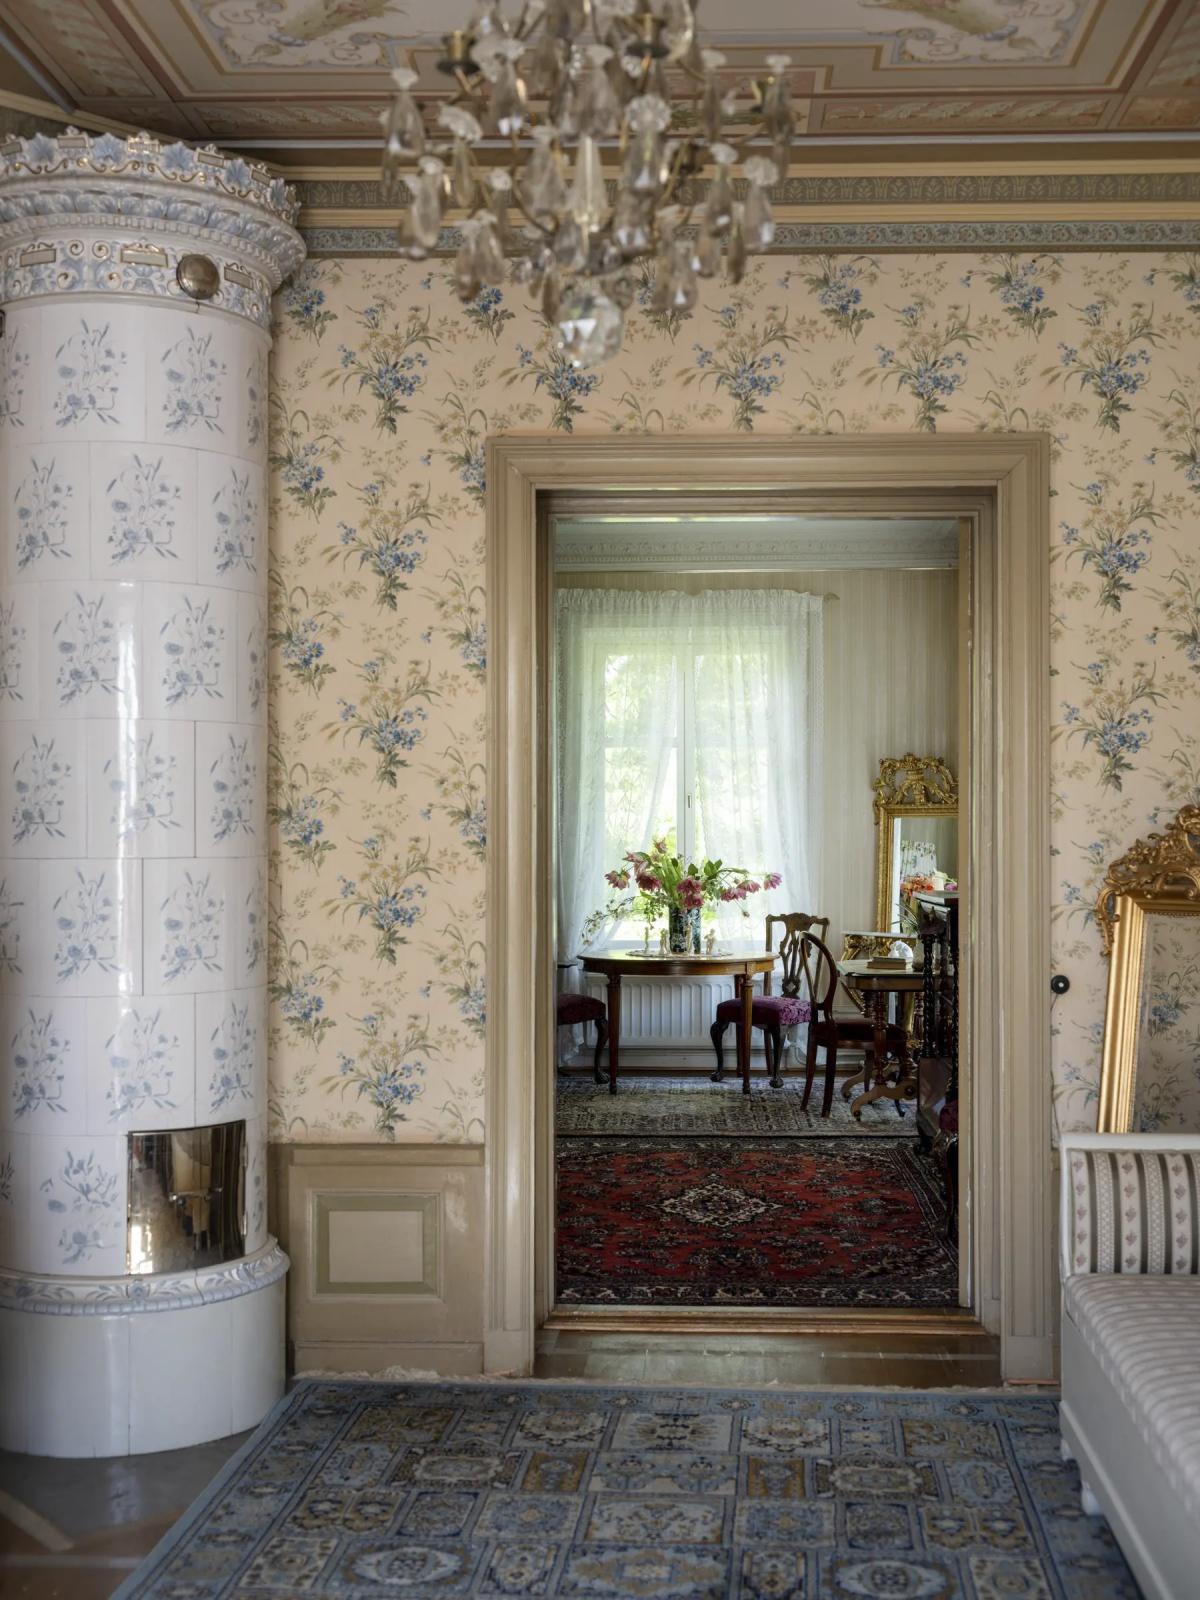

576,949,778,1096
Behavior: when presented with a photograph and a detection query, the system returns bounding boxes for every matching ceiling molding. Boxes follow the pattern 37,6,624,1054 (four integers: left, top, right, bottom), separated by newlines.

303,217,1200,258
0,0,1195,156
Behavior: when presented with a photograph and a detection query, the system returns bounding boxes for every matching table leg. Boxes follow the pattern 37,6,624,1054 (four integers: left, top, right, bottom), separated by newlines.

738,972,753,1096
852,990,919,1118
606,973,621,1095
871,991,888,1090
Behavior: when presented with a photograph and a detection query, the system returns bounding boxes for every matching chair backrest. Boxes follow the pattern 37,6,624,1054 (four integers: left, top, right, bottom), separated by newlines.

795,931,840,1019
767,912,831,1000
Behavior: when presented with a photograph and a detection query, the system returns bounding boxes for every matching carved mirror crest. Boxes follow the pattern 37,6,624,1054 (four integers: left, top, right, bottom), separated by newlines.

1096,805,1200,1133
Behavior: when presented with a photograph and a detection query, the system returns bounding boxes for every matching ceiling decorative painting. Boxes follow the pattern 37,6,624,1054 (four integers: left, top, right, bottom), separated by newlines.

0,0,1197,151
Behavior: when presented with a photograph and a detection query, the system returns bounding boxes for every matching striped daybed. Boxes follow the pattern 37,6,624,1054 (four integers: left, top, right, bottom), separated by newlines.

1059,1132,1200,1600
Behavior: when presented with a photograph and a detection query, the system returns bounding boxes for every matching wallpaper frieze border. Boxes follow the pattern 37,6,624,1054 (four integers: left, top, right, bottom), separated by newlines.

304,218,1200,258
0,1242,289,1316
294,171,1200,213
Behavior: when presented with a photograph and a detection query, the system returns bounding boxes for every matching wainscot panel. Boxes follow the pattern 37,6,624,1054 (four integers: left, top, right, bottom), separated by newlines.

269,1143,484,1375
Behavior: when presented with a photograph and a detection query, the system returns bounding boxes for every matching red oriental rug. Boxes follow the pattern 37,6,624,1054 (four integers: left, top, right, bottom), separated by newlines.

555,1136,958,1308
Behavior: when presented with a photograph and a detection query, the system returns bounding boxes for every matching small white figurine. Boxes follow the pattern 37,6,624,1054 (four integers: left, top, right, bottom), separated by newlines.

659,929,669,955
705,929,716,956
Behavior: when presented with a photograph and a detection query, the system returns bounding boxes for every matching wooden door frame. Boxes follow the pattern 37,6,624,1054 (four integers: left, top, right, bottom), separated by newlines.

484,432,1053,1381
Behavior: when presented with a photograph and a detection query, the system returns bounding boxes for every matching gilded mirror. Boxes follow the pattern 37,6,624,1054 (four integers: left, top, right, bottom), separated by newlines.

1097,805,1200,1133
873,755,959,932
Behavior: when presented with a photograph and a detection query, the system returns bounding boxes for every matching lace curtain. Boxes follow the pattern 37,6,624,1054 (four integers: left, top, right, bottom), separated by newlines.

555,587,825,964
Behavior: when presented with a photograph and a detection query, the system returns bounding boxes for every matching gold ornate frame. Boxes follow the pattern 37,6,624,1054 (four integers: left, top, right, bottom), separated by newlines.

873,754,960,929
1096,805,1200,1133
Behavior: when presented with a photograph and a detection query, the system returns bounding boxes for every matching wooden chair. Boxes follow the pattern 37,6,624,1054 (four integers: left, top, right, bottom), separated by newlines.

556,991,609,1082
800,931,912,1118
710,912,830,1089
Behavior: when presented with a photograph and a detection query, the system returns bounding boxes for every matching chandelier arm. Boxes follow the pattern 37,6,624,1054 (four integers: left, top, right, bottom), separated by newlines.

508,185,556,240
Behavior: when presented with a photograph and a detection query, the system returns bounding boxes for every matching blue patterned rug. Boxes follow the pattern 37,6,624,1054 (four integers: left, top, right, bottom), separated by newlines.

113,1379,1137,1599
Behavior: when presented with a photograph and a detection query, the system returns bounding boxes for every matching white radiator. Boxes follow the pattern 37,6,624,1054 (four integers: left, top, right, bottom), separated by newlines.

581,973,745,1050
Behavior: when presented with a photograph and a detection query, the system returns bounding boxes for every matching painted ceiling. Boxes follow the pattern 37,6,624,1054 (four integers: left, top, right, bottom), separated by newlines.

0,0,1196,154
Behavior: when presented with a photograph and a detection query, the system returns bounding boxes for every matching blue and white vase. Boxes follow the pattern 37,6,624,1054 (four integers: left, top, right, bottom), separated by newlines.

668,906,701,954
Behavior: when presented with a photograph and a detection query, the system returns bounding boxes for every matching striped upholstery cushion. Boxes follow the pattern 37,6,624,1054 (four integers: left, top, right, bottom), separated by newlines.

1064,1274,1200,1520
1066,1147,1200,1278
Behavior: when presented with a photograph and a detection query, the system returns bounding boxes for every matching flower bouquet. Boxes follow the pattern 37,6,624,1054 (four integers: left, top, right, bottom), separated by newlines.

587,837,781,954
898,870,958,933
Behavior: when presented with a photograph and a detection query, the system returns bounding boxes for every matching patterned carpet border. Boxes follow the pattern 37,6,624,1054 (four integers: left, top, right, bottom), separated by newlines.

113,1378,1137,1600
557,1137,958,1310
556,1076,906,1137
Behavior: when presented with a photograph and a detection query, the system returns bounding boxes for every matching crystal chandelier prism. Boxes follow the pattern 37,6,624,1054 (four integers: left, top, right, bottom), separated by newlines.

382,1,794,367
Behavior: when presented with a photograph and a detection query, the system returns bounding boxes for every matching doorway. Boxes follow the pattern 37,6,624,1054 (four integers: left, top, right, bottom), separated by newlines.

483,433,1053,1383
550,511,965,1318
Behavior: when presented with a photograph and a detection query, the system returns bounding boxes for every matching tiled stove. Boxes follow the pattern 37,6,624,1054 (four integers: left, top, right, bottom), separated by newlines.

0,129,303,1455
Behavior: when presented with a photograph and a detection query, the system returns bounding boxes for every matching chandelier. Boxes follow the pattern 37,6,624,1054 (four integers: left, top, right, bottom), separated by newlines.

381,1,794,366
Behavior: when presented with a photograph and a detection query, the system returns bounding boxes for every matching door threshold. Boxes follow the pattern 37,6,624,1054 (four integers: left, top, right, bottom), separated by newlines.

545,1305,987,1339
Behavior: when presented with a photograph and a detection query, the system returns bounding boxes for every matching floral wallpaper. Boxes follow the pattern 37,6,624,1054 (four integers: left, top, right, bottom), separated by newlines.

266,248,1200,1144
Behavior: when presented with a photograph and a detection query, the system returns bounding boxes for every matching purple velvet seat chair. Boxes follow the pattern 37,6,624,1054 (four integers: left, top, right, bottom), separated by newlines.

556,991,609,1083
710,912,830,1089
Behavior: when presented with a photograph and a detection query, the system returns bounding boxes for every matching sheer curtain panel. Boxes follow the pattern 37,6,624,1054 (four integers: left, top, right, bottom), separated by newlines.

555,587,824,965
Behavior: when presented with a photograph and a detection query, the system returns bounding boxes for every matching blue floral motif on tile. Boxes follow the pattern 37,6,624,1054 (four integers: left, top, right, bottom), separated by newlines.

160,871,223,985
207,999,256,1112
212,467,259,574
160,595,224,706
106,454,181,564
106,731,179,840
40,1148,119,1266
53,868,118,982
243,874,265,981
105,1008,179,1122
0,327,30,427
14,457,74,569
0,598,27,704
53,320,127,427
161,328,226,435
246,350,267,448
11,1009,70,1119
210,733,257,843
12,734,70,844
54,591,118,706
241,608,267,721
0,875,24,975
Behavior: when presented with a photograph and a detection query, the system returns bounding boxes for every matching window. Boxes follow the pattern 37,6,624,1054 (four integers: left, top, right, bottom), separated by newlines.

556,588,822,961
